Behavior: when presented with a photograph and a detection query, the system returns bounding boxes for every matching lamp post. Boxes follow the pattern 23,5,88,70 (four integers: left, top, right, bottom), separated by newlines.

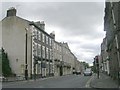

25,28,28,80
95,56,99,79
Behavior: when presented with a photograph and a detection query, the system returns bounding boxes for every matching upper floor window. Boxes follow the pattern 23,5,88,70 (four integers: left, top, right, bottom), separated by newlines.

42,33,45,43
60,46,61,52
38,31,41,41
57,44,58,50
46,36,49,45
42,46,45,58
50,49,52,59
33,29,37,39
46,48,49,59
49,38,52,46
33,42,37,56
53,43,55,49
38,44,41,57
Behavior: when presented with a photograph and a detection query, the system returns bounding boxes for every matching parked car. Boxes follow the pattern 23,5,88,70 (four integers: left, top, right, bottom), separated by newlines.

76,71,81,75
0,76,7,82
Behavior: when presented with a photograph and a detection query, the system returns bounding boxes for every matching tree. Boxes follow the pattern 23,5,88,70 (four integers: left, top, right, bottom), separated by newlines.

1,48,12,77
81,62,89,69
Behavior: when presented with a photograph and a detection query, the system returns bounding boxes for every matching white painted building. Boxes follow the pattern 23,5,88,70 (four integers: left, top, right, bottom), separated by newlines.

2,8,54,78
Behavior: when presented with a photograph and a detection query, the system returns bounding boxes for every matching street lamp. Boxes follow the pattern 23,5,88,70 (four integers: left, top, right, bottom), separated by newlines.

25,28,28,80
95,56,99,79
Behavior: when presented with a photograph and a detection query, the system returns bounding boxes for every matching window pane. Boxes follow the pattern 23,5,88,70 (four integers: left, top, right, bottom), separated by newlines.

42,34,45,42
42,46,45,58
38,44,41,57
38,31,41,41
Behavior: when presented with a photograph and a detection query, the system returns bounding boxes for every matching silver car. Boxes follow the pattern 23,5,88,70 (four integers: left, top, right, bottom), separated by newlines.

83,70,92,76
0,76,7,82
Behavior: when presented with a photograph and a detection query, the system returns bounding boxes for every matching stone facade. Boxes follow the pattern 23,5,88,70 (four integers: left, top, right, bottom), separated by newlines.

2,8,54,78
103,1,120,80
101,37,110,75
30,22,54,78
62,43,75,75
53,41,62,76
74,59,82,73
53,41,78,76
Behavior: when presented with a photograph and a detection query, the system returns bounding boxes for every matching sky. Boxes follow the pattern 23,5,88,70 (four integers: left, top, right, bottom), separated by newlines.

1,0,106,66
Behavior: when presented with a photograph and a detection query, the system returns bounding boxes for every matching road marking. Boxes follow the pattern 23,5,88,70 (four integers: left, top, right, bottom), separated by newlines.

85,76,94,88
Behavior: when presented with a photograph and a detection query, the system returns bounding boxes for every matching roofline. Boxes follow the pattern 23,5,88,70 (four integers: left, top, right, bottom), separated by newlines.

29,22,54,39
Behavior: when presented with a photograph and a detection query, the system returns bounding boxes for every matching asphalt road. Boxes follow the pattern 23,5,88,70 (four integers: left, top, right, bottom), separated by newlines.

0,82,2,89
2,74,93,88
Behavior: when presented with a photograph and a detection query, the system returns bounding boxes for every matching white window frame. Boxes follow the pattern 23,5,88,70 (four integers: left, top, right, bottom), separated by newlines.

38,31,41,41
33,28,37,39
46,48,49,59
46,36,48,45
49,38,52,46
42,46,45,58
38,44,41,57
42,34,45,42
33,42,37,56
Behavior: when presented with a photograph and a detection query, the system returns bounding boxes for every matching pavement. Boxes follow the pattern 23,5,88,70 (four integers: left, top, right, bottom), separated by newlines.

3,76,52,83
90,73,119,88
2,76,25,82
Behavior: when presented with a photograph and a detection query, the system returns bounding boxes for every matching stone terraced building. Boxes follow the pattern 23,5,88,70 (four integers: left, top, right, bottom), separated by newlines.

1,7,82,79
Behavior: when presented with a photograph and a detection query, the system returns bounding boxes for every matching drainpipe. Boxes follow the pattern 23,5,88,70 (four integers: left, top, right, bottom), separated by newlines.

25,28,28,80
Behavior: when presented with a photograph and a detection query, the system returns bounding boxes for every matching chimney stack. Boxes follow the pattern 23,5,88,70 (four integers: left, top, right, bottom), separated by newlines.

40,21,45,30
50,31,55,40
35,21,41,28
7,7,17,17
35,21,45,30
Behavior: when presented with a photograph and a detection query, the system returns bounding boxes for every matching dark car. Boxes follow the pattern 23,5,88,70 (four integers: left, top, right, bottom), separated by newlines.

76,71,81,75
73,70,76,74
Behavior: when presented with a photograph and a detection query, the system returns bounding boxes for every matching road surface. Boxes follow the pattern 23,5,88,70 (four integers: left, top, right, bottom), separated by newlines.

2,74,93,88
